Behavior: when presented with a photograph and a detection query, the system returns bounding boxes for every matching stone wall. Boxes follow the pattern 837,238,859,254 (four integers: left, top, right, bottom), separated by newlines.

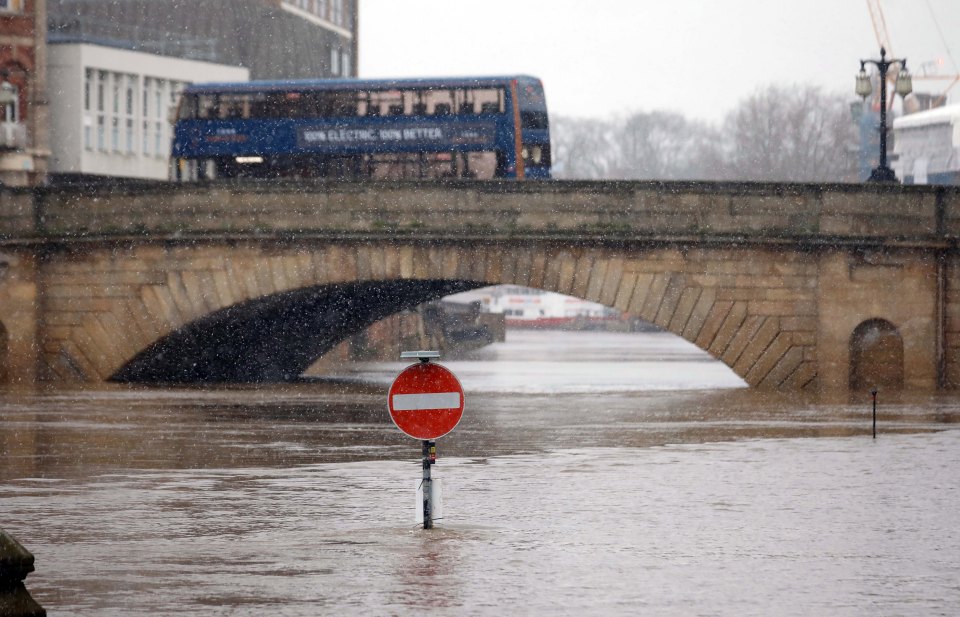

26,180,959,241
944,256,960,388
0,249,38,385
33,241,820,389
0,190,35,236
2,179,960,390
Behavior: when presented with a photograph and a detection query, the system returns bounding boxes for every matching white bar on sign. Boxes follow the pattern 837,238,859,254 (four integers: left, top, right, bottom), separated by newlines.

392,392,461,411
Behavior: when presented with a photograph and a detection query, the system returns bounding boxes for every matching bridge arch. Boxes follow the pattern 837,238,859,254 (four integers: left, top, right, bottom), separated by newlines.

849,318,904,391
42,241,819,388
111,279,482,383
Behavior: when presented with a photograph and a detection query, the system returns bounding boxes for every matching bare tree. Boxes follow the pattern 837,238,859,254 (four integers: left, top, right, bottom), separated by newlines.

550,116,618,179
550,83,857,183
722,84,857,182
614,110,725,180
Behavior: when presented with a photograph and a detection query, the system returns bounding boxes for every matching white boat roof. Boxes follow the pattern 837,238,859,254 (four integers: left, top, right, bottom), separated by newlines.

894,104,960,129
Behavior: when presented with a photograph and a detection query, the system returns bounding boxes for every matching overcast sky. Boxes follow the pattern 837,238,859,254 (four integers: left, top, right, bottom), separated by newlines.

358,0,960,123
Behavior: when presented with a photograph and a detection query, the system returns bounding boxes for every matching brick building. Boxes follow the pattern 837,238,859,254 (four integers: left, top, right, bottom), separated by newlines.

0,0,48,186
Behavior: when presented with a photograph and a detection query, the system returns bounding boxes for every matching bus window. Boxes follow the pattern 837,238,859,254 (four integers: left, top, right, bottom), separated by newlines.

367,151,498,180
401,89,420,114
197,94,217,119
468,151,497,178
281,92,321,118
331,91,357,116
355,91,370,116
369,89,403,115
220,94,248,119
248,92,280,118
521,110,548,129
178,93,198,119
472,88,504,114
281,92,303,117
365,99,381,116
424,88,454,115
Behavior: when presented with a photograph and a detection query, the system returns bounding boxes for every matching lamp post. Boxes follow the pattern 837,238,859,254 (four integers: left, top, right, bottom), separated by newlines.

856,47,913,183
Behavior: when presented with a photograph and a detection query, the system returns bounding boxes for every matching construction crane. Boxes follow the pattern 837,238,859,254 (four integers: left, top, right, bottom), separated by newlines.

865,0,901,110
865,0,959,110
866,0,894,58
920,0,960,106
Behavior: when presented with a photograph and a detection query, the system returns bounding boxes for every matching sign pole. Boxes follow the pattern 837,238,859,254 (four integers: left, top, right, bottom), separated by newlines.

389,350,464,530
421,439,436,529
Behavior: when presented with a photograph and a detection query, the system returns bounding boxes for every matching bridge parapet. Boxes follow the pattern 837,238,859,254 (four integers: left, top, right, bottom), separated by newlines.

8,180,957,246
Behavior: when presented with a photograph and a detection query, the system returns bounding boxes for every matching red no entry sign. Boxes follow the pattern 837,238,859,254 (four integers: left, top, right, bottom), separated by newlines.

388,362,464,440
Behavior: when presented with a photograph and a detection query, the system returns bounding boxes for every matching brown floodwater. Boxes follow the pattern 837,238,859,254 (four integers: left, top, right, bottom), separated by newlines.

1,330,958,615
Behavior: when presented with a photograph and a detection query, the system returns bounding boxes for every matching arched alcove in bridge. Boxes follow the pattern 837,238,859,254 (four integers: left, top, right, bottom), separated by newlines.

110,279,483,383
849,318,904,390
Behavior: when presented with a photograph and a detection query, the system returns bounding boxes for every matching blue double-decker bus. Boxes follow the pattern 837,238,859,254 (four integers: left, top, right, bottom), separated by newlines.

171,75,550,181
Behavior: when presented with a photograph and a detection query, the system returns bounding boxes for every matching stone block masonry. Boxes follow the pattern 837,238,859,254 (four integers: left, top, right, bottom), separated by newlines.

0,179,958,391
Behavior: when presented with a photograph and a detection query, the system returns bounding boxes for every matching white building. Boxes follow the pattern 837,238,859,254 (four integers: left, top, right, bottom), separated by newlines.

47,43,248,181
447,285,622,327
892,104,960,186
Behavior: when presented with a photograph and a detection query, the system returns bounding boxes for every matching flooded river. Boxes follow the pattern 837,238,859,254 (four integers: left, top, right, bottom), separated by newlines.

2,330,959,615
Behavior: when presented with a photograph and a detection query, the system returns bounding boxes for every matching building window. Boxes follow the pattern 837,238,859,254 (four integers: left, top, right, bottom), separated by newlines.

111,73,121,152
332,0,343,25
0,0,24,13
142,78,151,155
96,70,106,151
83,69,93,150
154,79,165,157
0,82,18,122
124,74,136,154
341,51,351,77
331,47,340,75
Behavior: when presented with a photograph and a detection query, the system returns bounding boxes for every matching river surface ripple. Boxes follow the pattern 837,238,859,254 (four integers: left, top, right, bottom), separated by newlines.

1,330,959,616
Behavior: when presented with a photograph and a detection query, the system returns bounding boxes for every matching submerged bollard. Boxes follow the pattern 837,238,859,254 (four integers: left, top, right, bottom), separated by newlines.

0,529,46,617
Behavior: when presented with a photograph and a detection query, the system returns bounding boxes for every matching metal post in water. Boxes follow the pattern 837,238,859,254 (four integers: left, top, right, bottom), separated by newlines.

871,388,878,439
421,440,435,529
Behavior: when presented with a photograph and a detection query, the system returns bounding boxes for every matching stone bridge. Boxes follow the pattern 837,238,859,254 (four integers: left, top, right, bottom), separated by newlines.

2,179,960,392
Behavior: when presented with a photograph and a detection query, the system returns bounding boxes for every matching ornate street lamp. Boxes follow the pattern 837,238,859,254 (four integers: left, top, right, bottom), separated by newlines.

856,47,912,183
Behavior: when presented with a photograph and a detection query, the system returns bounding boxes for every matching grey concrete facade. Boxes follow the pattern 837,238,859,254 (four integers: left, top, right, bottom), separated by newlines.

47,0,357,79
